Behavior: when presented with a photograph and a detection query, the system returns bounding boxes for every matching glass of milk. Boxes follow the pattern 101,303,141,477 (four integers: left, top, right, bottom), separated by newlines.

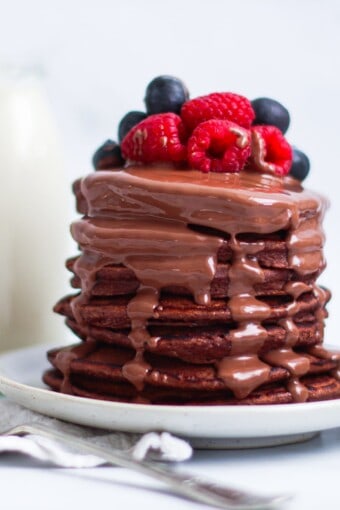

0,65,71,352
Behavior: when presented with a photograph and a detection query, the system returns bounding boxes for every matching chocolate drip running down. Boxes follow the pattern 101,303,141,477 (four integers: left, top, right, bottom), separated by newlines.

68,165,339,402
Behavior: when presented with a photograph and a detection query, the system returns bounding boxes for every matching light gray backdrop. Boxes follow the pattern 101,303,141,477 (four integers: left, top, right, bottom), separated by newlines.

1,0,339,346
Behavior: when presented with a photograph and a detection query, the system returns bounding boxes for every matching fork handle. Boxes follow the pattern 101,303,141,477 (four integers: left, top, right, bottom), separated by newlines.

8,424,289,510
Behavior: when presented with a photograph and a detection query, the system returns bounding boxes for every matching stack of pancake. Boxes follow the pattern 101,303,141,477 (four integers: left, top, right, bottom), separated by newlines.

43,167,340,404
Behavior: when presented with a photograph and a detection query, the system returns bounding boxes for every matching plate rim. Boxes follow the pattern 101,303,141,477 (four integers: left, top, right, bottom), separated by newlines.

1,343,340,439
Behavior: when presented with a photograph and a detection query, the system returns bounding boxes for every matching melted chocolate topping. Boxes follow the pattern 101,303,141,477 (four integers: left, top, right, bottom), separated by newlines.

69,165,334,401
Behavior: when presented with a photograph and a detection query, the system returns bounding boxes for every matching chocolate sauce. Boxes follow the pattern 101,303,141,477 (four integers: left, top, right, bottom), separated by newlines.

69,165,334,401
54,340,97,394
287,378,309,403
217,355,271,399
278,318,300,347
308,344,340,361
262,348,310,379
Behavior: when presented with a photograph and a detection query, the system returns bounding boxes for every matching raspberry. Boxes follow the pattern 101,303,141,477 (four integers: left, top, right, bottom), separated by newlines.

181,92,255,132
251,125,292,176
187,120,251,173
121,113,187,163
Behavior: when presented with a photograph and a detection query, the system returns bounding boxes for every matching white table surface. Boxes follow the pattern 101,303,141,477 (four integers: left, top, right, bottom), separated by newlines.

1,423,340,510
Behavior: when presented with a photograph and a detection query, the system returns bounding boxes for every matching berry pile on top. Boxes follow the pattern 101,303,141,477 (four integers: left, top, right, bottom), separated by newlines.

93,76,310,181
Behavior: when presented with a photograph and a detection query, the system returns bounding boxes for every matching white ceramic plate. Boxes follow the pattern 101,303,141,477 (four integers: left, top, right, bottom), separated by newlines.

1,344,340,448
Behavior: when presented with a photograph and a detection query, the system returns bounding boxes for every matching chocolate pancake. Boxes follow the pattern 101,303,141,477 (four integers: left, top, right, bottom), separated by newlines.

43,342,340,404
55,291,327,329
67,257,320,298
45,166,340,405
65,319,322,364
54,289,328,364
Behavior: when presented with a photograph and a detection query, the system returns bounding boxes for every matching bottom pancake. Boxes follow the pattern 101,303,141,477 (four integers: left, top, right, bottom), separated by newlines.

43,368,340,405
43,342,340,405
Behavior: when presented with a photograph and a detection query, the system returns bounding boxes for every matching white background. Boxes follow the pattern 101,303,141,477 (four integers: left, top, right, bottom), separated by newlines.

1,0,340,344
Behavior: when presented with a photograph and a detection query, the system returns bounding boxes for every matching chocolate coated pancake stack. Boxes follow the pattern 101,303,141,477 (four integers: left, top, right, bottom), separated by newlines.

44,166,340,404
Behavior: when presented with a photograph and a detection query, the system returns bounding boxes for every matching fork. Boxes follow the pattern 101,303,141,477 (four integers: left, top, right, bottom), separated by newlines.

2,423,291,509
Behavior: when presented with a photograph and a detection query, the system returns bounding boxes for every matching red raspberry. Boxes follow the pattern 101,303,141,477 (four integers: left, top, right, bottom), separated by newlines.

251,125,292,176
181,92,255,132
121,113,186,163
187,120,251,173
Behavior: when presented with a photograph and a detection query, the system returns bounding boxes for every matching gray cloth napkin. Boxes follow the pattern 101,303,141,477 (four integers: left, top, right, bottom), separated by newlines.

0,399,192,467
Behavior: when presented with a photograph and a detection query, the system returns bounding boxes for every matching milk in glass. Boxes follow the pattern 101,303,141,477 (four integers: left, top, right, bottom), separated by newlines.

0,66,70,351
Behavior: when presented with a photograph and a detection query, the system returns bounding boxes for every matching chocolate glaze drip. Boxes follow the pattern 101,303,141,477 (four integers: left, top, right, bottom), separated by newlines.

217,355,271,399
70,165,335,401
261,348,311,402
287,378,309,403
54,340,97,394
71,217,222,389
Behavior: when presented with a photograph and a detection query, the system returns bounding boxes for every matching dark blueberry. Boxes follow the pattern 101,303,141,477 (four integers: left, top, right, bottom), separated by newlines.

251,97,290,134
289,148,310,181
144,75,189,115
118,111,147,142
92,140,125,170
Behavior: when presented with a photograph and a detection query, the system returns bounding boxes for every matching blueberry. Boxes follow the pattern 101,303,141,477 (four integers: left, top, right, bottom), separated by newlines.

251,97,290,134
92,140,125,170
144,75,189,115
289,148,310,181
118,111,147,142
